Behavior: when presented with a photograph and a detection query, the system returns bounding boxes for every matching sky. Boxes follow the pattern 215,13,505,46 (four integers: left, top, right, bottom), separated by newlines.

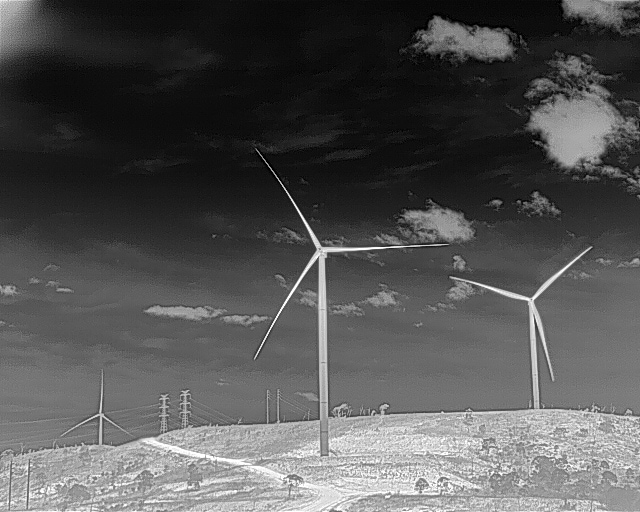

3,0,640,451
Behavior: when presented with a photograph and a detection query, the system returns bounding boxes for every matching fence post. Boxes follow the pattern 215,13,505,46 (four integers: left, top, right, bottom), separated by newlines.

7,460,13,511
25,459,31,510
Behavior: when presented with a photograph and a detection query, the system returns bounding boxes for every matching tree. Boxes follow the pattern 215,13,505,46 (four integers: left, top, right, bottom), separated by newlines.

379,403,390,415
135,470,154,492
283,474,304,498
187,463,203,490
437,476,450,495
331,403,352,418
414,477,429,494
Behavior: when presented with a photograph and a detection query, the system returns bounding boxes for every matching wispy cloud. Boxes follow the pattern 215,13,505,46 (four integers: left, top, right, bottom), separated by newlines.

274,274,289,289
315,148,372,163
295,391,319,402
120,157,189,175
330,303,365,317
373,233,405,245
515,191,562,218
143,305,227,321
618,257,640,268
425,301,457,313
257,227,308,245
219,314,270,327
566,269,593,280
595,257,614,266
28,277,41,285
298,289,318,308
55,287,74,293
45,281,60,288
403,15,524,64
561,0,640,33
361,284,403,310
322,236,350,247
43,263,60,272
394,199,476,243
446,280,483,302
485,198,504,211
413,321,424,327
0,285,19,297
453,255,471,272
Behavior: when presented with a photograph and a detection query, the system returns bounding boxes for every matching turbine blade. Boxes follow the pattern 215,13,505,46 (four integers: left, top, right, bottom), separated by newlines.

254,251,321,360
324,243,448,253
61,414,99,437
531,302,555,382
533,246,593,300
449,276,529,301
99,369,104,414
103,415,134,437
254,148,322,250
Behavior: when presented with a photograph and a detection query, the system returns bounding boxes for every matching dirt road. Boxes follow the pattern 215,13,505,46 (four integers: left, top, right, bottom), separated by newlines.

140,437,349,511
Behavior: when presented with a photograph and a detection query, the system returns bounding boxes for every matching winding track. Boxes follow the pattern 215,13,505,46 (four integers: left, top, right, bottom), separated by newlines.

140,437,349,511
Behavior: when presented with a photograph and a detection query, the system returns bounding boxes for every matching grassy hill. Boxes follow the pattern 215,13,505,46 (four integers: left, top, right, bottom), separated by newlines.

2,409,640,511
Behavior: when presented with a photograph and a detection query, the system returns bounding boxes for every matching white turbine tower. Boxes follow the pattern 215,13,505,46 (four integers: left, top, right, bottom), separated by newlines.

60,370,131,446
449,246,592,409
253,148,448,456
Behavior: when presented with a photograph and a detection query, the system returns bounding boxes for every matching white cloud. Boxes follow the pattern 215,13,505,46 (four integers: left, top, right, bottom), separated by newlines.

220,314,270,327
28,277,41,285
274,274,289,289
485,198,504,211
618,257,640,268
216,379,230,386
330,303,365,317
595,257,614,265
566,269,593,280
395,199,475,244
404,15,524,64
295,391,319,402
43,263,60,272
0,284,19,297
361,284,402,309
257,227,308,245
561,0,640,33
524,53,640,193
446,281,482,301
413,321,424,328
55,287,74,293
515,191,562,218
0,320,6,327
46,280,60,288
322,235,350,247
298,289,318,308
373,233,405,245
144,305,227,321
452,255,471,272
425,301,457,313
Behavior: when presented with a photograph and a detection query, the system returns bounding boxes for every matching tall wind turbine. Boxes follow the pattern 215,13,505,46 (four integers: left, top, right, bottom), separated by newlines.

253,148,448,456
449,246,592,409
61,370,131,446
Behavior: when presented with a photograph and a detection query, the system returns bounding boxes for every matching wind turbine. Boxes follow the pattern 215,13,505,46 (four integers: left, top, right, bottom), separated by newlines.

449,246,592,409
60,370,131,446
253,147,448,456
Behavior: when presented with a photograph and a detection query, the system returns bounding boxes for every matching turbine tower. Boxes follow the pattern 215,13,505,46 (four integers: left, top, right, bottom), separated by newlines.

449,246,592,409
60,370,131,445
253,148,448,456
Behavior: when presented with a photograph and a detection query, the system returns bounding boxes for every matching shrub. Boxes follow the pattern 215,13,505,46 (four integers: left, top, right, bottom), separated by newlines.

414,477,429,494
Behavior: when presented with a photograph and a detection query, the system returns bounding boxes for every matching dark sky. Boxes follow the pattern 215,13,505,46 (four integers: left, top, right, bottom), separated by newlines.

2,0,640,450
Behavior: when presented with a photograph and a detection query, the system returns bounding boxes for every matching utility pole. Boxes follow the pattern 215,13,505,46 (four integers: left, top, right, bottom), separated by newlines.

266,389,270,424
276,389,281,424
25,459,31,510
159,394,170,434
179,390,191,429
7,459,12,511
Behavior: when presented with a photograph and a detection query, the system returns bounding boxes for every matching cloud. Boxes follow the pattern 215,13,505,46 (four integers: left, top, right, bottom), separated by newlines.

216,379,230,386
452,255,471,272
361,284,402,309
595,257,614,265
566,269,593,280
257,227,308,245
395,199,475,243
373,233,405,245
46,281,60,288
28,277,41,285
55,287,74,293
524,53,640,194
618,257,640,268
515,191,562,218
322,236,350,247
561,0,640,33
413,321,424,328
446,281,482,301
317,148,372,162
43,263,60,272
143,305,227,321
120,157,190,174
295,391,319,402
425,302,457,313
485,198,504,211
220,314,270,327
330,303,365,317
298,289,318,308
403,15,524,64
274,274,289,289
0,285,19,297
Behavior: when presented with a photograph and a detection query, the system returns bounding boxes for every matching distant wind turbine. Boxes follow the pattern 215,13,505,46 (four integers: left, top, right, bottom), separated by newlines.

60,370,131,446
253,147,448,456
449,246,592,409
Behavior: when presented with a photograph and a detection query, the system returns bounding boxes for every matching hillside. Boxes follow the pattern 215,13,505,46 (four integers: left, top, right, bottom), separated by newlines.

2,409,640,511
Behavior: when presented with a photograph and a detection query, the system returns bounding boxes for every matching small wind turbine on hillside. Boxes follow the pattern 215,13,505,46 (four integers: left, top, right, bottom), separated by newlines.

449,246,592,409
252,147,448,456
60,370,131,446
